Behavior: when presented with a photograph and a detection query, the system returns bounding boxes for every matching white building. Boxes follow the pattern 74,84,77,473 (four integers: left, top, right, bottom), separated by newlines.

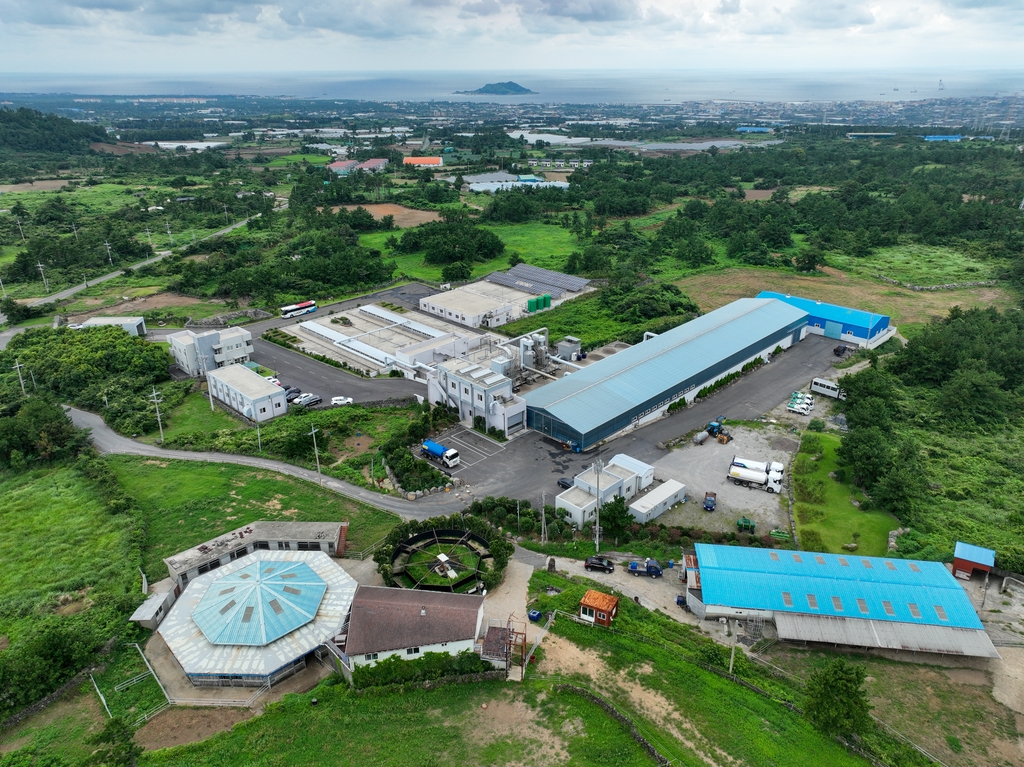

419,284,528,329
169,327,254,377
342,586,485,669
80,316,147,336
555,454,656,528
207,365,286,423
628,479,687,524
429,357,527,436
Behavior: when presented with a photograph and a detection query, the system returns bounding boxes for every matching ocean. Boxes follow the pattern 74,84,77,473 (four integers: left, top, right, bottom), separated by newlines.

1,70,1022,103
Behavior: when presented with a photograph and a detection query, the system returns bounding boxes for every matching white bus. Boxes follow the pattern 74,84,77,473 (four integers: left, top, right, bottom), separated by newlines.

280,300,317,319
810,377,846,400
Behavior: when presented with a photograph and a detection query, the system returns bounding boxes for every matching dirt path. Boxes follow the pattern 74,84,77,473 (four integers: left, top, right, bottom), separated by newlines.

135,707,255,751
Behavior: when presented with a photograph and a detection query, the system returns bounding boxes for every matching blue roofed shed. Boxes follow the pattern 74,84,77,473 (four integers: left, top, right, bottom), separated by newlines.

757,291,891,348
953,541,995,579
689,544,998,657
525,298,808,450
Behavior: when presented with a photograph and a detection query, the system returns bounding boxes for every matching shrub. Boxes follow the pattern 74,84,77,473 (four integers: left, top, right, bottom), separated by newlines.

800,529,827,552
807,418,826,432
793,454,816,476
351,650,491,689
794,475,827,504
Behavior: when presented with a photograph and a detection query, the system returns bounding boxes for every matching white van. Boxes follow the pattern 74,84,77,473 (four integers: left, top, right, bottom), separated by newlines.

810,377,847,400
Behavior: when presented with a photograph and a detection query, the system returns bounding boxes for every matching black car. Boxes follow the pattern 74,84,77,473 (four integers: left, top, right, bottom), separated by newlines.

284,387,303,402
584,556,615,573
557,477,573,490
833,344,848,357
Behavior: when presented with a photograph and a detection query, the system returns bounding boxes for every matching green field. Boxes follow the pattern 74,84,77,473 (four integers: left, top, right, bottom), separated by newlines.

792,432,898,556
106,456,398,580
0,467,136,641
91,644,167,722
0,682,106,764
0,244,22,266
827,244,997,286
139,391,240,444
266,154,331,167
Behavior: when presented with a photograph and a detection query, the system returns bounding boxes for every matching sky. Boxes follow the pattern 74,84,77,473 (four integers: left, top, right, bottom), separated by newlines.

0,0,1022,76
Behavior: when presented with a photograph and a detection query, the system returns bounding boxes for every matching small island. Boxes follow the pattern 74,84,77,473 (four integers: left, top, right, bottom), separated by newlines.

455,81,537,96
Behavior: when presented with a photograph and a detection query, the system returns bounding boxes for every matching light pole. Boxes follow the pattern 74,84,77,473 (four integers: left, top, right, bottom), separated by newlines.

309,426,323,486
148,387,165,443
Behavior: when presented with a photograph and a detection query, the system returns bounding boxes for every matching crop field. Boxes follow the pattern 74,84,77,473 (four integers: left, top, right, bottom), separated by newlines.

266,154,331,167
0,467,135,641
106,456,398,580
63,287,232,326
791,432,898,556
675,266,1016,328
827,244,999,286
763,647,1023,767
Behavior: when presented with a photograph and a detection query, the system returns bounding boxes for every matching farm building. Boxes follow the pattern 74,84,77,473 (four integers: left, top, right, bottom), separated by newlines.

352,158,389,172
579,590,619,627
79,316,147,336
157,551,358,687
207,365,287,423
756,292,894,349
525,298,810,450
403,156,443,167
686,544,999,658
952,541,995,580
339,586,485,669
328,160,358,175
628,479,687,524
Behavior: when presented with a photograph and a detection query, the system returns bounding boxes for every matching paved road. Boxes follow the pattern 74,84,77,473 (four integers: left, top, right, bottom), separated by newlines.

452,334,841,502
67,406,464,521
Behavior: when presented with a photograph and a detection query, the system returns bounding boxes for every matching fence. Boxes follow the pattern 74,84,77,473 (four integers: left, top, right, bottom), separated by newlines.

343,537,388,560
167,683,270,708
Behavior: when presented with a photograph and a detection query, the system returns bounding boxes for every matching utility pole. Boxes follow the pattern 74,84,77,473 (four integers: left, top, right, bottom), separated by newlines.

166,222,174,246
148,387,165,443
309,426,323,486
0,274,6,298
223,203,230,225
104,241,113,267
71,222,79,243
594,458,604,553
29,369,37,391
517,499,521,535
36,262,49,294
16,218,25,242
145,227,152,246
540,491,547,544
12,359,26,396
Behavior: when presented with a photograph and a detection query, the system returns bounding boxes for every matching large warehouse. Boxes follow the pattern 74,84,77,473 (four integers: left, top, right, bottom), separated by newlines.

757,292,893,349
525,297,809,450
686,544,998,658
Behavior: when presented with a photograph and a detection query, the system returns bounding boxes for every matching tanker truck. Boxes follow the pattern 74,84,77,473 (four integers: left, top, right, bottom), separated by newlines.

731,455,786,477
727,466,783,494
421,439,461,468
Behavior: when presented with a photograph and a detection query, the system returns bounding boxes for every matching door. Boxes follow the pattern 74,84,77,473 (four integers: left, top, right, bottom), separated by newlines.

824,321,843,339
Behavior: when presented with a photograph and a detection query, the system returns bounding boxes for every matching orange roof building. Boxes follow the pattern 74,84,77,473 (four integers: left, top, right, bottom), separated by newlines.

403,156,443,167
579,589,619,627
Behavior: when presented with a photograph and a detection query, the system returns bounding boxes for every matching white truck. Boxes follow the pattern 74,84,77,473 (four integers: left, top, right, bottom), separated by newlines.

810,377,847,400
727,466,783,494
732,455,786,477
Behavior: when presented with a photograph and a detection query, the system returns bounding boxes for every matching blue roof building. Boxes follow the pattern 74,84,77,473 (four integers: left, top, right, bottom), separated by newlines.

736,126,774,133
688,544,998,658
923,135,962,142
953,541,996,578
525,298,808,450
757,292,891,348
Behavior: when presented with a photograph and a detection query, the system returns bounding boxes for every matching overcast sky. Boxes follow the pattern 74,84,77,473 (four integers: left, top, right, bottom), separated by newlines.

1,0,1022,75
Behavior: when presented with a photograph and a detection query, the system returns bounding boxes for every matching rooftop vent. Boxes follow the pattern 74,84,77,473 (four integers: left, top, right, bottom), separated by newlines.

420,607,427,616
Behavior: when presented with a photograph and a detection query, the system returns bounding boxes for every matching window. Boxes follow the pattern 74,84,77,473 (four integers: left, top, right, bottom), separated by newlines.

782,592,793,607
934,605,949,621
838,557,849,567
832,596,843,611
451,382,457,390
464,387,469,395
861,559,872,569
909,563,921,573
275,402,281,409
254,541,270,550
882,601,895,616
769,552,780,561
597,612,607,621
885,561,897,571
477,393,483,402
792,554,803,563
857,598,869,614
908,603,921,619
815,555,826,565
364,653,379,661
581,606,595,619
259,407,266,414
807,594,819,609
406,647,420,655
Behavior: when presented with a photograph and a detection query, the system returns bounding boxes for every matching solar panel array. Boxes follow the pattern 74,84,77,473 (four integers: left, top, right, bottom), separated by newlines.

484,263,590,299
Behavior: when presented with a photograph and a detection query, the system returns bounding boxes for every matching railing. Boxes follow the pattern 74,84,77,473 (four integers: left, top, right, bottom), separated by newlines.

114,671,152,692
132,701,170,727
168,682,270,708
343,537,387,560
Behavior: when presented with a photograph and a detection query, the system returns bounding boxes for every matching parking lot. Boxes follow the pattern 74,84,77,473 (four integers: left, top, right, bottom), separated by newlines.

443,427,507,472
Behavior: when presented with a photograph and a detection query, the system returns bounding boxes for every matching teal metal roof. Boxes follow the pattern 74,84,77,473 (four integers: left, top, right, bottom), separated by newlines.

192,559,327,646
954,541,995,567
525,298,808,435
695,544,982,629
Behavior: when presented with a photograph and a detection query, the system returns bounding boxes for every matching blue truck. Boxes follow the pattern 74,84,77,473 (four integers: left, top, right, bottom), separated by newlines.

628,559,664,578
421,439,461,469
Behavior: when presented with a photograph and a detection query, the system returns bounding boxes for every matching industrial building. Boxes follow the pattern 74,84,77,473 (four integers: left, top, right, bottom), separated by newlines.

338,586,485,669
207,365,287,423
157,551,358,687
555,454,655,527
628,479,687,524
757,292,894,349
79,316,147,336
430,357,527,436
685,544,998,658
168,327,254,377
352,158,389,173
526,298,810,451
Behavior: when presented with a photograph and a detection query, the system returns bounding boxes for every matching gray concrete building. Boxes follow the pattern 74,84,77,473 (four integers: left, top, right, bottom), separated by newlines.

169,327,254,377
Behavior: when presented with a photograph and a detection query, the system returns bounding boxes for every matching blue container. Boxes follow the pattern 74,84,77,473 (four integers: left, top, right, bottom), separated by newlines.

668,560,674,569
528,609,542,622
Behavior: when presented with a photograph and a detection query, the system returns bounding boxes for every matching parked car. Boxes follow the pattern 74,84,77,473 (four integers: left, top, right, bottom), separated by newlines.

557,477,573,490
331,396,354,406
294,393,321,407
584,556,615,573
833,344,848,357
265,377,282,387
284,387,302,402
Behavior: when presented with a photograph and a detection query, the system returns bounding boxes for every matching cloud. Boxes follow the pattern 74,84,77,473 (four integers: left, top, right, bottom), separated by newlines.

789,0,875,29
519,0,640,23
716,0,740,14
460,0,502,16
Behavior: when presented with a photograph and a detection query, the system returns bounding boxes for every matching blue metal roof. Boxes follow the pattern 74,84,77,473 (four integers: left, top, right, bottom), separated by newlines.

192,559,327,646
695,544,982,630
525,298,808,436
757,292,889,333
954,541,995,567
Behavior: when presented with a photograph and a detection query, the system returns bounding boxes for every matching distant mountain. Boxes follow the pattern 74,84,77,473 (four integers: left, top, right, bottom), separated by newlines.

455,81,537,96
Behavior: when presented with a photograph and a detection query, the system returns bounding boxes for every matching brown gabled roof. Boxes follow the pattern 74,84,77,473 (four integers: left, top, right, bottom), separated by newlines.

345,586,483,656
580,589,619,614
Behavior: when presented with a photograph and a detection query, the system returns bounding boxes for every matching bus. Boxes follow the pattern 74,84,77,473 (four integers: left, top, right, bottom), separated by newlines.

810,377,846,400
280,300,317,319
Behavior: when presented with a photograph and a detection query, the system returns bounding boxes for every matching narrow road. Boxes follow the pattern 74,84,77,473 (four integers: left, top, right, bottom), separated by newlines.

67,406,467,521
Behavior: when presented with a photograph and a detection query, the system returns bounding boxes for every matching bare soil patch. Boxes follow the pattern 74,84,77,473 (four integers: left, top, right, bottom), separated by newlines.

68,292,217,323
466,693,569,765
0,636,8,651
90,142,158,155
135,706,255,751
944,668,990,687
675,267,1015,327
0,179,78,193
334,203,441,228
742,188,775,201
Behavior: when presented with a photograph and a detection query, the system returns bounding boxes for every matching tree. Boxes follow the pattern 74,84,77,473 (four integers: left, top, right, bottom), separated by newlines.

794,247,826,273
441,261,472,283
804,657,872,736
85,717,143,767
597,496,634,542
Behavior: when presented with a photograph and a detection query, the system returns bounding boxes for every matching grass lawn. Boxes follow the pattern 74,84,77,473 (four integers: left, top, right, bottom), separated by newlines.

140,392,241,445
792,432,898,556
140,680,657,767
0,683,106,763
92,644,168,722
827,244,998,286
106,456,399,580
0,244,23,266
0,467,136,641
267,154,331,167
